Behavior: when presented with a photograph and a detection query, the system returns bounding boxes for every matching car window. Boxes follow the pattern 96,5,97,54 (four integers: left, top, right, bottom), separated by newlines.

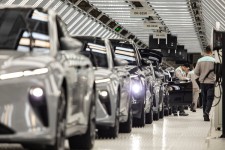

114,45,137,66
80,40,108,68
0,9,50,53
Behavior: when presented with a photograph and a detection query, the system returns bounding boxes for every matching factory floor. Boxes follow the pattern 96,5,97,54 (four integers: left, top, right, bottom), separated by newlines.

93,108,224,150
0,108,224,150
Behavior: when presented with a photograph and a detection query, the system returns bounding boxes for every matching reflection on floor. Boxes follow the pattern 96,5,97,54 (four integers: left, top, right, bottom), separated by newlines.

93,109,225,150
0,109,224,150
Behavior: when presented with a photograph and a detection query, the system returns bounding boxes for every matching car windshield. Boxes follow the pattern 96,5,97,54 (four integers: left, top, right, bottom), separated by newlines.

79,39,108,68
0,8,50,53
113,44,137,66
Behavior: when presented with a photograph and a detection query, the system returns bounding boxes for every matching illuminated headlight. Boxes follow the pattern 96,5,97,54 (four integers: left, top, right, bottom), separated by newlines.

30,87,44,98
29,87,45,100
28,87,48,127
0,68,48,80
131,79,144,99
98,90,109,103
132,82,142,94
95,78,110,84
99,90,108,97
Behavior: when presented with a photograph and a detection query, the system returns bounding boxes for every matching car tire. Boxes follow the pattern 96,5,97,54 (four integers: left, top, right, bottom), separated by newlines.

69,89,96,149
47,87,66,150
164,108,169,116
169,107,172,115
119,106,132,133
159,103,164,119
153,109,159,121
133,106,145,127
145,105,153,124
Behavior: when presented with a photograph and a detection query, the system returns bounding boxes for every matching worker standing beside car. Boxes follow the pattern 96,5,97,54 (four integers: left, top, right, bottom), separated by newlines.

172,63,190,116
194,46,215,121
187,63,200,112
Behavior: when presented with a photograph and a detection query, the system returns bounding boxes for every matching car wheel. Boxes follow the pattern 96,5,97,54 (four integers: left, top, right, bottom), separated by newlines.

164,108,169,116
98,94,120,139
145,105,153,124
169,107,172,115
69,89,96,149
47,88,66,150
133,106,145,127
119,106,132,133
159,103,164,119
153,109,159,121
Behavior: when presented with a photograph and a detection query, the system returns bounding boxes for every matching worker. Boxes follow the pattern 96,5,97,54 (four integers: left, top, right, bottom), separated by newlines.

187,63,200,112
195,46,215,121
172,63,190,116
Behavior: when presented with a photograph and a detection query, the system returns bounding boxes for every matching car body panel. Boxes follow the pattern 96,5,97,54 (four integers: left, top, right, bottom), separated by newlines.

73,36,123,128
109,39,151,119
0,7,95,145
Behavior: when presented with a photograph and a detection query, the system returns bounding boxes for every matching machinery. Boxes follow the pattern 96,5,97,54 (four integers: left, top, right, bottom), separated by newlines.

214,48,222,130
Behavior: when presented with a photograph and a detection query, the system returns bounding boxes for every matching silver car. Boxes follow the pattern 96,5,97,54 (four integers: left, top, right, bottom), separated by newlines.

0,7,96,150
74,36,131,138
109,39,152,127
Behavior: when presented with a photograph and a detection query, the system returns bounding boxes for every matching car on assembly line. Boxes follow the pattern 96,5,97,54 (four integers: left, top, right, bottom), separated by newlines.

73,36,133,137
110,39,153,127
0,7,96,150
139,49,165,120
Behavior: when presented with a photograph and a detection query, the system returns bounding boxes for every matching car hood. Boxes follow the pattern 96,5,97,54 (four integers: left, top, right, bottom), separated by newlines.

0,51,53,74
94,68,112,80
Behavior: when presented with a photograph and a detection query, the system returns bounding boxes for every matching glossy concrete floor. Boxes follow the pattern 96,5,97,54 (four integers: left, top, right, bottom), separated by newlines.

93,109,224,150
0,109,224,150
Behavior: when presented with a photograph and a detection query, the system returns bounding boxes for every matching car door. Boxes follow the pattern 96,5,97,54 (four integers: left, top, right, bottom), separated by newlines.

106,39,131,116
55,17,87,125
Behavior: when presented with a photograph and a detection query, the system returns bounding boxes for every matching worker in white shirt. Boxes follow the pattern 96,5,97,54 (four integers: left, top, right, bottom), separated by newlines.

173,63,190,116
187,63,200,112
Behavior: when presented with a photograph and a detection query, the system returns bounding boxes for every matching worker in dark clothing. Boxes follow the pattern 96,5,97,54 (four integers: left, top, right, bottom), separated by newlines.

195,46,215,121
172,63,190,116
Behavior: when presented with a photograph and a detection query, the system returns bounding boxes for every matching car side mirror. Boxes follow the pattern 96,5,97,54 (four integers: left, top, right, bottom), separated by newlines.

60,37,82,51
114,58,129,66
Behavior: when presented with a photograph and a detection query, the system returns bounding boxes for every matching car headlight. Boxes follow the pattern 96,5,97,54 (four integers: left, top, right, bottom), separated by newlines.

29,87,48,127
99,90,108,97
0,68,48,80
132,82,142,94
131,79,144,98
95,78,110,84
30,87,44,98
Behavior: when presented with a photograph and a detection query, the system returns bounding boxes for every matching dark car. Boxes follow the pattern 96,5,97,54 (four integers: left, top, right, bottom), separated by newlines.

139,49,166,120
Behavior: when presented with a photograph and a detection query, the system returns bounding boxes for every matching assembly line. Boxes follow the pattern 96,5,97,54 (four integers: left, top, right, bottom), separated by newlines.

0,0,224,150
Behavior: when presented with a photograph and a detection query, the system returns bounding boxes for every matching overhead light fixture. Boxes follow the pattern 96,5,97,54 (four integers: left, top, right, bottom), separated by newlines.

108,21,117,29
77,0,92,12
120,29,129,36
99,15,110,24
89,8,101,18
